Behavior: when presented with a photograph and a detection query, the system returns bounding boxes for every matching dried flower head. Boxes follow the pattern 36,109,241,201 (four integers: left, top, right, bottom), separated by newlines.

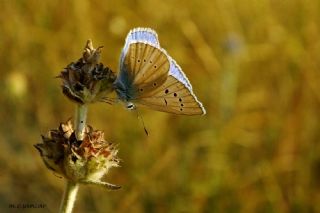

59,40,116,104
35,120,120,190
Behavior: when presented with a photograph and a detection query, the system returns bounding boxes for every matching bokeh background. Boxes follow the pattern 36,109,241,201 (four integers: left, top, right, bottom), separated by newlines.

1,0,320,212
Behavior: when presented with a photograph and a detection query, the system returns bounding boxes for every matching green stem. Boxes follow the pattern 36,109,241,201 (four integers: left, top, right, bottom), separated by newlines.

59,181,79,213
74,104,88,140
59,104,88,213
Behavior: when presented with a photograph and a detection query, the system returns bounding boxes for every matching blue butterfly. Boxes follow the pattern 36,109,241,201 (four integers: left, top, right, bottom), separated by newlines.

113,28,206,115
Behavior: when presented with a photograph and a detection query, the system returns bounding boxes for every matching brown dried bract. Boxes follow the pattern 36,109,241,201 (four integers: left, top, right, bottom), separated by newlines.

58,40,116,104
35,120,120,189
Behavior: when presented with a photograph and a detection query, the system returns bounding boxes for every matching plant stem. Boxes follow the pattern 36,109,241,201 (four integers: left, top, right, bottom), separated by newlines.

59,181,79,213
74,104,88,140
59,104,88,213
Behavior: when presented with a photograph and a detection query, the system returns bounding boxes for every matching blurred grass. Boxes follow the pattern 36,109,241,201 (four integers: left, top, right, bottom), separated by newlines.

1,0,320,212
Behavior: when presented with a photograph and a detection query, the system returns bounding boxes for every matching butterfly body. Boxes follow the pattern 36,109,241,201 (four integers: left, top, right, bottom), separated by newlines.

114,28,206,115
114,65,136,103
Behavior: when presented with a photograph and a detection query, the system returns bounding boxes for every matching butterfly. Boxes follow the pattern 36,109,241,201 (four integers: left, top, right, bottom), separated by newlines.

113,28,206,115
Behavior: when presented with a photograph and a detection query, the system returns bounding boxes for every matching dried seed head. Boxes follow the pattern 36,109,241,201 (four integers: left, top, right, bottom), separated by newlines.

59,40,116,104
35,120,120,188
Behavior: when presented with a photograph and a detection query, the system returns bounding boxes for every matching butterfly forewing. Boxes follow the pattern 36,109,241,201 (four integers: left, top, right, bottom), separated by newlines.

124,43,170,87
120,28,160,68
125,28,159,47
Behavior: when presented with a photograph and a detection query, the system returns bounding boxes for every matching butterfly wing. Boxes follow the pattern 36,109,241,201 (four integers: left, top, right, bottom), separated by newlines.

133,56,206,115
120,28,160,70
124,28,159,47
114,42,170,102
126,42,170,85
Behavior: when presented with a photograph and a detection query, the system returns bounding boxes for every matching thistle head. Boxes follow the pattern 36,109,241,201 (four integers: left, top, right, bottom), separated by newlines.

35,120,120,190
59,40,116,104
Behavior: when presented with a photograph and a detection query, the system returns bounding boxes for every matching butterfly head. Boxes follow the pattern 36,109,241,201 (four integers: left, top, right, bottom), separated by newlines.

125,102,136,110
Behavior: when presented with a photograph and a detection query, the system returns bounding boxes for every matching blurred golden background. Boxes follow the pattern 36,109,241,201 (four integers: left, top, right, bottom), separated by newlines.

1,0,320,212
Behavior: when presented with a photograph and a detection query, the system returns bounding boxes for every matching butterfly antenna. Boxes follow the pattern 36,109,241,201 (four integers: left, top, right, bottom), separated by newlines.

135,109,149,136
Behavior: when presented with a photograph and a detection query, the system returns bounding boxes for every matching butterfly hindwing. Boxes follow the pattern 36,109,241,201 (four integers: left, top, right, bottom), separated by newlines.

135,76,205,115
168,56,193,90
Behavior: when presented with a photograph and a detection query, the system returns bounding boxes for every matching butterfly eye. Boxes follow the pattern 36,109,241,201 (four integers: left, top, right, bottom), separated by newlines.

127,103,135,110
